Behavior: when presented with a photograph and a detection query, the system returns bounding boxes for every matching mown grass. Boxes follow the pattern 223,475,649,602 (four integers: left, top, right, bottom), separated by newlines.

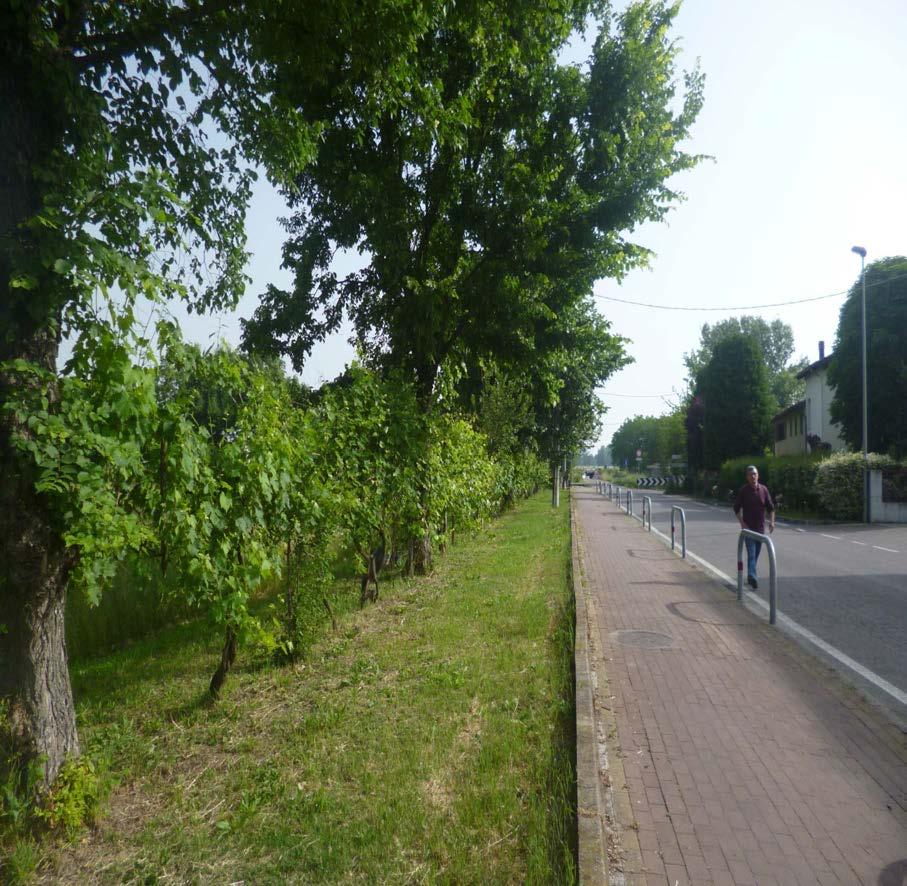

26,490,576,884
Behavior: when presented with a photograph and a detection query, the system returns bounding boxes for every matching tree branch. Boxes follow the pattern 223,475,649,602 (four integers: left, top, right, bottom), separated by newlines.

67,0,235,70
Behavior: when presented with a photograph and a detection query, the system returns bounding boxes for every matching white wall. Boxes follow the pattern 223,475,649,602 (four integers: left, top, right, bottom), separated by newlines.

870,470,907,523
804,369,847,451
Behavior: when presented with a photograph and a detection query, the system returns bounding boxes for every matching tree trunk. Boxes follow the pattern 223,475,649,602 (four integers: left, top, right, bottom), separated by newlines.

209,626,238,699
552,465,560,507
414,530,432,575
0,331,80,791
0,21,82,790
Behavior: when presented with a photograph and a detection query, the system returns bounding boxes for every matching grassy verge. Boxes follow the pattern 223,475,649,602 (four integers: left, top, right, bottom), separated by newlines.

22,490,576,884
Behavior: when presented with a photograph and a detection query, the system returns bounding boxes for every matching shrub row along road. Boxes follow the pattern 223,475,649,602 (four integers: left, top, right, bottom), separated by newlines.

605,488,907,714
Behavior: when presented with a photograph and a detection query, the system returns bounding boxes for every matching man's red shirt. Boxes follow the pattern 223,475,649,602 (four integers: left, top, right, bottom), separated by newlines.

733,482,774,533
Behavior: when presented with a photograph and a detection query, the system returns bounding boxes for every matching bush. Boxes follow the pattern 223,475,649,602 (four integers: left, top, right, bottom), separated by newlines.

34,757,102,835
814,452,898,520
769,454,826,512
717,454,830,513
718,457,769,501
600,468,639,486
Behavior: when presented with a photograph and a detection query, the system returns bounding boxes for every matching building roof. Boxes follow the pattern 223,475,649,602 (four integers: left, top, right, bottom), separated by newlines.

796,355,832,379
770,399,806,423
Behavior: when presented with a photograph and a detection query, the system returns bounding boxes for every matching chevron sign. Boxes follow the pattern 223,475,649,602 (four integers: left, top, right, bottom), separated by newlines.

636,475,686,488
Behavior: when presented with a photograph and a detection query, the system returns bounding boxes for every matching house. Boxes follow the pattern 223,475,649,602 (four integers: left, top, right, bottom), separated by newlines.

771,341,847,456
773,399,806,456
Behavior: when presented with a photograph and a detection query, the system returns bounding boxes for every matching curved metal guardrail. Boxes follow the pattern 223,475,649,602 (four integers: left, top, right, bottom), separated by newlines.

670,506,686,558
737,529,778,624
642,495,652,531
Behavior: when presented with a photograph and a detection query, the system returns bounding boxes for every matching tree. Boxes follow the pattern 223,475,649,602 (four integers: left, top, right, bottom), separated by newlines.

684,316,807,410
531,298,631,484
608,411,682,471
242,0,702,524
685,394,705,475
828,256,907,456
697,334,774,469
652,410,686,468
0,0,436,789
610,415,654,469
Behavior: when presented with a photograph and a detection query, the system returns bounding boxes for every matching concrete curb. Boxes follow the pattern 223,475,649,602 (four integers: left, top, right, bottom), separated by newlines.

572,502,609,885
572,498,643,885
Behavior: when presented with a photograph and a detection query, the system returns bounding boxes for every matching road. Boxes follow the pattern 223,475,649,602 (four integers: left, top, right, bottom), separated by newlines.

596,484,907,708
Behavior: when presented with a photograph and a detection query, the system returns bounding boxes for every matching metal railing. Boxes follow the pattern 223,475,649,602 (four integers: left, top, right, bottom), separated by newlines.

671,506,686,558
625,489,633,516
737,529,778,624
642,495,652,531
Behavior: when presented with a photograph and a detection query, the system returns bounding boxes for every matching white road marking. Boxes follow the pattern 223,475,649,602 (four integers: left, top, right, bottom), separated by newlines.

644,523,907,713
873,546,900,554
821,533,841,540
851,541,867,546
795,528,806,533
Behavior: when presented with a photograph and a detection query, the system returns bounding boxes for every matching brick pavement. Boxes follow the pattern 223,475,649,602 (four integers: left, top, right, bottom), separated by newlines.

572,484,907,886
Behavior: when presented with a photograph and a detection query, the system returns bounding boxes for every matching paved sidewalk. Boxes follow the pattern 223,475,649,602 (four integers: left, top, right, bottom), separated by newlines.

573,484,907,886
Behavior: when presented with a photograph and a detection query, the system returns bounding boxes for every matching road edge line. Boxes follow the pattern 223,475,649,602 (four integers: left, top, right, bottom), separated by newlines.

644,515,907,728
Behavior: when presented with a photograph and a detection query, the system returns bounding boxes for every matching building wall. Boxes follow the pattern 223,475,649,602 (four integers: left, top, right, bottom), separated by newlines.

774,409,806,456
804,370,847,451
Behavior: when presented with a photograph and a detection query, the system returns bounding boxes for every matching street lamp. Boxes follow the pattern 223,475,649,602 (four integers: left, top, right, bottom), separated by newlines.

851,245,869,522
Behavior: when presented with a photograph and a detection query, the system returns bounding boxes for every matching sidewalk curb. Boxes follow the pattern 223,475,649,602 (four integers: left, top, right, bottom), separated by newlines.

572,499,643,885
622,495,907,730
572,503,609,885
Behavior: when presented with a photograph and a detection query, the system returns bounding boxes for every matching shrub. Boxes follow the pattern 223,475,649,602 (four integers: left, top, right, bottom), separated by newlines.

34,757,102,835
768,454,826,512
718,457,769,500
814,452,898,520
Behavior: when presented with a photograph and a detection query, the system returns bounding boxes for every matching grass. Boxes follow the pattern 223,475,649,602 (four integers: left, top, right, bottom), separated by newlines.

20,491,576,884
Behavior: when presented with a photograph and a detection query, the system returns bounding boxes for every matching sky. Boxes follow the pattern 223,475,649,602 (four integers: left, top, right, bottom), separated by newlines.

173,0,907,452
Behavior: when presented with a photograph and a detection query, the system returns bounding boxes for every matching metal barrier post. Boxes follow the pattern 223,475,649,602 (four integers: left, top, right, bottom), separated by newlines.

642,495,652,530
670,506,686,558
736,529,778,624
626,490,633,516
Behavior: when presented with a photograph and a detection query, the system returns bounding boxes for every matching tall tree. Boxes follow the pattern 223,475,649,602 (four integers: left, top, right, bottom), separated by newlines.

242,0,702,528
684,316,807,410
685,394,705,475
531,298,631,483
610,415,654,469
697,334,774,469
0,0,435,788
828,256,907,457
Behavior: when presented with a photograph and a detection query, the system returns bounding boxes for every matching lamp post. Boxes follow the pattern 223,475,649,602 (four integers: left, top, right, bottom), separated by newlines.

851,245,868,522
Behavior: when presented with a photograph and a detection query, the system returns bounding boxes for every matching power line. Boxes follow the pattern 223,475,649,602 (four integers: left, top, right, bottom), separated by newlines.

596,290,846,311
602,391,672,398
594,271,907,312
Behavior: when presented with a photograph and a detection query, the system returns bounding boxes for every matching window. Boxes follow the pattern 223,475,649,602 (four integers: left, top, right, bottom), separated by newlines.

775,422,787,442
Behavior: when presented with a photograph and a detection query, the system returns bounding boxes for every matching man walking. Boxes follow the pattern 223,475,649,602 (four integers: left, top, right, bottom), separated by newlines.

733,465,775,589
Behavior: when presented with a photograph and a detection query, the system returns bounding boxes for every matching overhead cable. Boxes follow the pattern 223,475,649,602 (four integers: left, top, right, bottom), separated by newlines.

594,271,907,312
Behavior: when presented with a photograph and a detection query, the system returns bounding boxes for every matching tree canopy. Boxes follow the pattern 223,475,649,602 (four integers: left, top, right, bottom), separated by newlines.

242,0,704,411
610,411,685,470
828,256,907,457
697,334,774,469
684,316,806,411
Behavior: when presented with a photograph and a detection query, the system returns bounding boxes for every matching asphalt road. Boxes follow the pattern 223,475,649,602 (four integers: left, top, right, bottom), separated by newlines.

597,485,907,703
